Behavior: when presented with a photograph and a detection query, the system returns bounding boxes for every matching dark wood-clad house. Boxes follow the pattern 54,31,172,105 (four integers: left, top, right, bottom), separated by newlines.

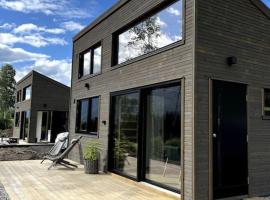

69,0,270,199
14,71,70,143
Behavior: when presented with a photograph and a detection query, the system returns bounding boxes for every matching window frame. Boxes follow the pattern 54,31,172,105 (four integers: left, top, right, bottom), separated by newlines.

15,112,20,127
108,79,183,193
111,0,185,67
262,88,270,119
76,96,100,135
78,42,102,79
16,90,21,103
22,85,31,101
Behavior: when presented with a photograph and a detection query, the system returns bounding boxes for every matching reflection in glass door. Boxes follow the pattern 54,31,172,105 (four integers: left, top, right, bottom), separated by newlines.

110,82,181,192
144,85,181,191
111,92,139,178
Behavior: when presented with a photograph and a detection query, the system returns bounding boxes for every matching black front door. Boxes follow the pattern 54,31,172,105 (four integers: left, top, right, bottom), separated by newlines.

213,80,248,199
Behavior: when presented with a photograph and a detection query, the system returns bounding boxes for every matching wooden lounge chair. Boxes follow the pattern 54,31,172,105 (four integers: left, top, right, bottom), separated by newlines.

46,136,82,170
40,135,68,164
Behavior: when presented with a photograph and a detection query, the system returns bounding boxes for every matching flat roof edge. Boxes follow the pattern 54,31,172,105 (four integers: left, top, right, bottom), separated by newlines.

32,71,70,89
250,0,270,18
16,70,70,89
73,0,130,42
16,71,33,85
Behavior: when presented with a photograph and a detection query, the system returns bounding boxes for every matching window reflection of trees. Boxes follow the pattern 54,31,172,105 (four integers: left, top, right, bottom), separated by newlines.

118,0,182,64
127,16,161,55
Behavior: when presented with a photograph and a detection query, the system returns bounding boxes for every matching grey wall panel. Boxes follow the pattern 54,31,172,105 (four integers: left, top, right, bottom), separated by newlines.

195,0,270,199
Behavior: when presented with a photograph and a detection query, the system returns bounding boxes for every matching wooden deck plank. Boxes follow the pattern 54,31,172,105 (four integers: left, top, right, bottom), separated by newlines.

0,160,180,200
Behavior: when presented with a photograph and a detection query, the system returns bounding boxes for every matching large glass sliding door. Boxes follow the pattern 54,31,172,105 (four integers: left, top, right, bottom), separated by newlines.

144,85,181,191
110,82,181,192
111,92,139,178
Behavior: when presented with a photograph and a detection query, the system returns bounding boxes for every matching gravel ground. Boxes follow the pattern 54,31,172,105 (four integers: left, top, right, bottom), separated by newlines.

0,182,9,200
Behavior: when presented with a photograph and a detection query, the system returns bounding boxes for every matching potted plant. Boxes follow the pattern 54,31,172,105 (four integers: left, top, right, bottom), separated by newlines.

83,141,101,174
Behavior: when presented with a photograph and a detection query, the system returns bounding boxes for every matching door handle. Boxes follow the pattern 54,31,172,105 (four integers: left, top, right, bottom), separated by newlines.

213,133,217,138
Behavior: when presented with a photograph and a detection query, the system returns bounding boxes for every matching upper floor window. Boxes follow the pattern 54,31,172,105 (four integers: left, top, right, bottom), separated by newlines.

22,85,31,101
78,43,102,79
263,88,270,116
76,96,99,135
16,90,21,102
113,0,183,65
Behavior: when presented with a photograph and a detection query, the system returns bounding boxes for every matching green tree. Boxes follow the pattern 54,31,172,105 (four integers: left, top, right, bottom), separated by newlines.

0,64,16,129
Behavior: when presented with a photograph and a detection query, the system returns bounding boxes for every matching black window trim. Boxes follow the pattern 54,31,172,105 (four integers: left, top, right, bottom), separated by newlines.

111,0,185,67
262,88,270,119
75,96,100,136
22,85,32,101
16,90,22,103
78,42,102,79
108,79,183,194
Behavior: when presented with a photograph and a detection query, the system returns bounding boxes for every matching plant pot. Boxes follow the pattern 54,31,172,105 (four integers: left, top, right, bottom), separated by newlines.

84,159,99,174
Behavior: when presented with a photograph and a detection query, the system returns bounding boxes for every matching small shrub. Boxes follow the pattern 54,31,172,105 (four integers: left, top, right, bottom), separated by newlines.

83,142,101,161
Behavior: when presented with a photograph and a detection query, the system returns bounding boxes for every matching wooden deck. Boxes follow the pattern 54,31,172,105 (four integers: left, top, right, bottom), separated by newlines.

0,160,180,200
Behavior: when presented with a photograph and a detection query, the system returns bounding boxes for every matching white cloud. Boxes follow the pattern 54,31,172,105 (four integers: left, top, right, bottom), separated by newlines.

0,22,16,30
0,32,67,47
61,21,85,32
13,23,65,34
15,58,71,86
0,43,70,85
156,17,167,28
0,0,90,19
0,43,48,63
166,7,181,16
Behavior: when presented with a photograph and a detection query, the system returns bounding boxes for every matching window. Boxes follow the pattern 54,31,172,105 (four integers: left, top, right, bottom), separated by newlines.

22,85,31,101
111,92,139,178
78,44,102,78
76,96,99,134
263,89,270,116
16,90,21,102
110,82,181,192
113,0,183,65
15,112,20,127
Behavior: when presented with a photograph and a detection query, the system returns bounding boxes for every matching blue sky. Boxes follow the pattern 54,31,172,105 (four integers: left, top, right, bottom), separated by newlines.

0,0,117,86
262,0,270,7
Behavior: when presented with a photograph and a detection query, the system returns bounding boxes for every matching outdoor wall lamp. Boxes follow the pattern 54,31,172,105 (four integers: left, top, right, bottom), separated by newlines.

227,56,238,66
102,120,107,125
85,83,90,90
